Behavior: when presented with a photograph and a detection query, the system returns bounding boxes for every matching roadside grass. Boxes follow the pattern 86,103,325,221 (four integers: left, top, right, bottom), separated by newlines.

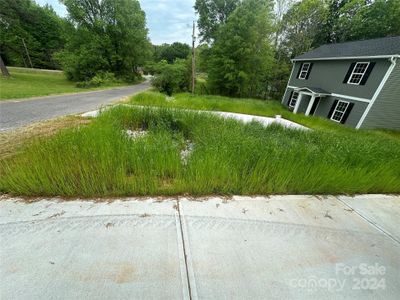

1,105,399,197
130,92,345,131
0,67,130,100
131,91,400,138
0,116,91,159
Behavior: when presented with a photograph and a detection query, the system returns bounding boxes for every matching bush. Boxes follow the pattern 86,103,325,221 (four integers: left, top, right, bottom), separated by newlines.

151,59,190,96
75,72,118,88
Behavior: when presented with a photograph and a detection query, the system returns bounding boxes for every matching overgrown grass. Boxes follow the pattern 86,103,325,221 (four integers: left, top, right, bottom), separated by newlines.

130,91,386,134
0,67,130,100
1,105,399,197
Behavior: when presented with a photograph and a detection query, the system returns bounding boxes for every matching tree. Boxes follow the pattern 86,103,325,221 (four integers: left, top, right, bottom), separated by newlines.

315,0,349,44
207,0,275,98
57,0,151,81
338,0,400,42
153,42,191,63
315,0,400,45
0,55,10,77
151,59,190,95
0,0,65,69
194,0,241,43
280,0,328,58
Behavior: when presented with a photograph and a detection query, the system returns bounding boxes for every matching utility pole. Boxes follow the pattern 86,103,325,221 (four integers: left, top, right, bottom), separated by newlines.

21,38,33,68
191,21,196,94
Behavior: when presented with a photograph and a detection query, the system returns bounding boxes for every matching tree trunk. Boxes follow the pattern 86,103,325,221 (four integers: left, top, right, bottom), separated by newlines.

0,55,10,77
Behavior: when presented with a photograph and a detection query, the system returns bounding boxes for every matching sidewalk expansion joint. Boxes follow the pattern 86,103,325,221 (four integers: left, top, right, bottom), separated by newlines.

176,199,193,300
337,198,400,245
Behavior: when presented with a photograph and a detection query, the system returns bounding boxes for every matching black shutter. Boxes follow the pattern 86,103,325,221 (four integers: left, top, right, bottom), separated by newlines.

343,62,356,83
340,103,354,124
296,63,303,79
328,99,339,119
360,62,375,85
310,97,320,115
305,63,313,79
288,91,293,106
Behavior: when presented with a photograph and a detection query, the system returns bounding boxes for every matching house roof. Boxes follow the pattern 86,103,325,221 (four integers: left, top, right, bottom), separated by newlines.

295,86,330,95
293,36,400,61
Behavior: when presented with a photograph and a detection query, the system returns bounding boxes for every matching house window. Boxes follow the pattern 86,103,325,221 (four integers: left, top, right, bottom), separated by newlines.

331,100,350,123
289,92,299,108
347,62,369,85
299,63,311,79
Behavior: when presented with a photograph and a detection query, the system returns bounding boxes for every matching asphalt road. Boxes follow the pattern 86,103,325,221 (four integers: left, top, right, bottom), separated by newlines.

0,81,150,131
1,195,399,299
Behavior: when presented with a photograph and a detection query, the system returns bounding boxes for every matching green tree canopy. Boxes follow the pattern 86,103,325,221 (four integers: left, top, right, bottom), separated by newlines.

338,0,400,41
0,0,65,69
56,0,151,81
207,0,275,98
280,0,328,58
194,0,241,43
153,42,191,63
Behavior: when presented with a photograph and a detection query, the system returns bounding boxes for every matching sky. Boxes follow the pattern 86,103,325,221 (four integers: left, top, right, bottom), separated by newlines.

35,0,196,45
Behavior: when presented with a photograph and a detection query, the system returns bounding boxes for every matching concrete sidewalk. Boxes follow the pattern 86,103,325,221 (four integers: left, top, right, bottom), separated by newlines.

1,195,399,299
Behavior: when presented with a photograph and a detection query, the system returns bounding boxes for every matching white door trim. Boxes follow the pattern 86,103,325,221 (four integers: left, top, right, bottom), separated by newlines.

287,86,371,103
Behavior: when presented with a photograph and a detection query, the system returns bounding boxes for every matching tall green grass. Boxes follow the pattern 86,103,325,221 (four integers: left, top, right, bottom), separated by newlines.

131,91,398,134
1,105,399,196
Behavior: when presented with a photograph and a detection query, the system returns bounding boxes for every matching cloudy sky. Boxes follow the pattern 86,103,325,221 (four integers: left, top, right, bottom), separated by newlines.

35,0,196,45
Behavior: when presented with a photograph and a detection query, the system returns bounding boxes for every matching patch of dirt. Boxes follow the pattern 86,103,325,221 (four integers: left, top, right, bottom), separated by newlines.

139,213,151,218
47,211,66,219
105,222,114,228
0,116,91,159
324,210,333,220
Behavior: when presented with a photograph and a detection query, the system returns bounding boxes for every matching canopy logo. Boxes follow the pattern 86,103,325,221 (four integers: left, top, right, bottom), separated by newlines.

288,263,386,293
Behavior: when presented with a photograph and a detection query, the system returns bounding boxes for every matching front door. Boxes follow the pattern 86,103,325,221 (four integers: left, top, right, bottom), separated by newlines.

309,97,320,115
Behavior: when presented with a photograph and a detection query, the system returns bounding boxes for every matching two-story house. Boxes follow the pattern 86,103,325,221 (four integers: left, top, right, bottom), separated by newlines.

282,36,400,130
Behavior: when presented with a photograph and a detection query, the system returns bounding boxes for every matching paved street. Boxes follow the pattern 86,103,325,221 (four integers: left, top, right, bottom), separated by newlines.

1,195,399,299
0,81,150,131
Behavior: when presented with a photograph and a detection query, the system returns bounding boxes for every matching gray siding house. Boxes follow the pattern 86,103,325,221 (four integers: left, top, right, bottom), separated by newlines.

282,36,400,130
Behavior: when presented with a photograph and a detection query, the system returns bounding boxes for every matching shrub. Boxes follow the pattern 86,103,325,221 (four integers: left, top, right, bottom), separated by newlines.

76,72,118,88
151,59,190,95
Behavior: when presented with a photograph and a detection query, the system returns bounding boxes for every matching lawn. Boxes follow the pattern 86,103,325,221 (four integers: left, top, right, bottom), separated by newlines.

130,91,352,131
0,67,129,100
131,91,400,136
1,97,399,197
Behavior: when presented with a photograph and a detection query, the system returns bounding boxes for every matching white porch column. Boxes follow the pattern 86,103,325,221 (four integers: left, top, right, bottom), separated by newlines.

293,92,303,114
305,94,316,116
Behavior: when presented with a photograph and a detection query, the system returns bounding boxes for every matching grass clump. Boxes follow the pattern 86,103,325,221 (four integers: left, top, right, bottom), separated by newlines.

1,105,399,197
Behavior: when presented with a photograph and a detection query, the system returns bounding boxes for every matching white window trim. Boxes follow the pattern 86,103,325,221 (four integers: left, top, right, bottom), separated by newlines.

298,63,311,79
330,100,350,123
347,62,369,85
289,92,299,108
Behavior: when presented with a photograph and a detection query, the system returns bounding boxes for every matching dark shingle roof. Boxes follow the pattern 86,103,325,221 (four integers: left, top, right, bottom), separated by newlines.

294,36,400,60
